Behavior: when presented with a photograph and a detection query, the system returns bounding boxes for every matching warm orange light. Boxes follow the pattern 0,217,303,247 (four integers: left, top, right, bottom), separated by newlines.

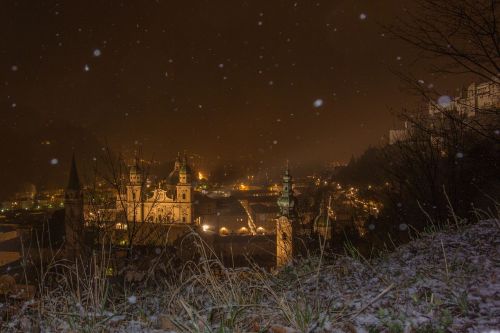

198,172,205,180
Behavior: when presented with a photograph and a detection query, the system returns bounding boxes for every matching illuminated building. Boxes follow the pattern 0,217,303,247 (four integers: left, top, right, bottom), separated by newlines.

119,154,194,224
276,166,297,268
389,79,499,144
429,80,500,117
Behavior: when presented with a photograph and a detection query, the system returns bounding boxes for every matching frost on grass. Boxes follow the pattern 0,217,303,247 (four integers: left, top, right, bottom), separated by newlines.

2,219,499,332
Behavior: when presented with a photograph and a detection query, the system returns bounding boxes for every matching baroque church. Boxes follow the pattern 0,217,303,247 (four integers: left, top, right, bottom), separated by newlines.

118,154,194,224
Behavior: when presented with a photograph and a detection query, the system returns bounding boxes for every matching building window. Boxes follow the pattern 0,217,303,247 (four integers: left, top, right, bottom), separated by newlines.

182,193,186,200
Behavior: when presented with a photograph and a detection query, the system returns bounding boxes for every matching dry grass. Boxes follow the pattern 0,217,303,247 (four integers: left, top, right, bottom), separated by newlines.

2,204,499,332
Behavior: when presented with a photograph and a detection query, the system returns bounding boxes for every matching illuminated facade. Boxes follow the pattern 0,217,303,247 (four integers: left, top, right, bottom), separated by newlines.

429,80,500,117
276,166,297,267
119,155,194,224
390,79,499,144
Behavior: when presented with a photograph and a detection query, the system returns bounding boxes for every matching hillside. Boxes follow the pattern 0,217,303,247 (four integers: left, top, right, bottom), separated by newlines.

2,219,499,332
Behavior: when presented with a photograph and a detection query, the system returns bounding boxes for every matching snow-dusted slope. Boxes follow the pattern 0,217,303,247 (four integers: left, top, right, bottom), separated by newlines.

3,219,499,332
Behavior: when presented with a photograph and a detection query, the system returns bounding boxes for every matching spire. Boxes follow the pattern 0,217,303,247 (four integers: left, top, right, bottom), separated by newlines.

277,164,297,218
67,154,81,191
182,151,188,166
174,152,181,171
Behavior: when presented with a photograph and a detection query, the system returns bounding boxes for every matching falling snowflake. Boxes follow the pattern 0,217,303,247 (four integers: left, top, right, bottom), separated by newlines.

127,295,137,304
437,95,452,107
50,158,59,165
84,64,90,72
218,63,224,68
268,80,274,86
257,21,263,26
93,49,102,57
313,99,324,108
396,56,402,61
273,140,278,145
11,65,18,72
399,223,408,231
456,152,464,159
359,13,367,20
11,103,17,108
418,79,425,84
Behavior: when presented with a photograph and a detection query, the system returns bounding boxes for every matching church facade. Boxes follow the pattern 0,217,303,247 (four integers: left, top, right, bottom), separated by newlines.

118,155,194,224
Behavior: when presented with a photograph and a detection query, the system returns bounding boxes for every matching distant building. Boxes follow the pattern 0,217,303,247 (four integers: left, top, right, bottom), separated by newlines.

197,196,249,235
118,154,194,224
429,80,500,117
249,203,278,235
64,155,84,259
389,79,500,144
389,121,412,145
276,166,297,267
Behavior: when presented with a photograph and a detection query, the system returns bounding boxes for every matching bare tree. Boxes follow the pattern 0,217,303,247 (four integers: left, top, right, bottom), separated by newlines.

386,0,500,146
83,146,171,256
387,0,499,82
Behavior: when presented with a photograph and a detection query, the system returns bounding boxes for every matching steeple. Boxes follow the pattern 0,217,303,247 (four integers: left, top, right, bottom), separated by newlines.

277,163,297,218
129,158,142,185
179,152,192,184
67,154,81,191
64,154,84,259
276,162,296,268
174,152,182,171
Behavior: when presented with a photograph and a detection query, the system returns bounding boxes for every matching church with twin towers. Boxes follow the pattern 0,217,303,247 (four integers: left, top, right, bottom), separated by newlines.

118,153,194,224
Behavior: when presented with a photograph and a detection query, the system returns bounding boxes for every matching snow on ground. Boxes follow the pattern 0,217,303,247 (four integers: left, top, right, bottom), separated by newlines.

2,219,499,332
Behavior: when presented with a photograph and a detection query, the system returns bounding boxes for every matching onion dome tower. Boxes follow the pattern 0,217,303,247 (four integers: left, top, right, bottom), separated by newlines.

167,152,182,186
276,163,297,267
176,154,193,223
126,159,144,222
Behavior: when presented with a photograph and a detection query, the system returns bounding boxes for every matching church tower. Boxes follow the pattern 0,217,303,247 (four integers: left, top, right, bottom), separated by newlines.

176,155,193,224
65,154,84,259
126,160,144,222
276,165,297,267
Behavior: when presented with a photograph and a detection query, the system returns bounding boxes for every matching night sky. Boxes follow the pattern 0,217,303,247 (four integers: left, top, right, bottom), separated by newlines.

1,0,432,197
